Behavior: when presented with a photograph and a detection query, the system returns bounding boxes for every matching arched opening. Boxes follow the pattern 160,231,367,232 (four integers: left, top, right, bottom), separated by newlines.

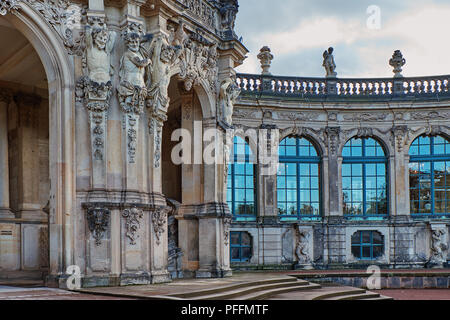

277,135,322,221
409,135,450,218
162,76,206,278
342,137,388,218
0,15,50,282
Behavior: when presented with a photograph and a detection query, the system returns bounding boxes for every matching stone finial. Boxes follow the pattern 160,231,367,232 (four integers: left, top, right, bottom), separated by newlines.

257,46,274,75
389,50,406,78
323,47,337,78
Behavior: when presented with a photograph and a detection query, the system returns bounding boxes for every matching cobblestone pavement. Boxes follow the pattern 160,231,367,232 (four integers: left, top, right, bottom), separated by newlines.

0,286,135,300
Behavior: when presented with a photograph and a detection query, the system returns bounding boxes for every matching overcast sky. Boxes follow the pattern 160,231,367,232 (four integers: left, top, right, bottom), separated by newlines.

234,0,450,78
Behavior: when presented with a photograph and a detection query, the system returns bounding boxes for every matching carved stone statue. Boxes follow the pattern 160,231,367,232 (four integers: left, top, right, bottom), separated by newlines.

430,228,448,265
322,47,337,78
219,0,239,31
219,77,241,127
85,23,116,85
295,229,311,264
118,32,151,115
147,34,181,116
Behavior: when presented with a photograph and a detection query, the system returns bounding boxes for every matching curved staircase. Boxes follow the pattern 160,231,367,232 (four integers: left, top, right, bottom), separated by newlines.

150,276,393,300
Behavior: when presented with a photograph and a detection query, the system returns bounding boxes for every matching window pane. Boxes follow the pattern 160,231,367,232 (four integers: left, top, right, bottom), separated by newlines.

373,245,383,258
241,233,251,246
231,232,240,245
362,246,371,258
231,247,240,260
351,245,361,258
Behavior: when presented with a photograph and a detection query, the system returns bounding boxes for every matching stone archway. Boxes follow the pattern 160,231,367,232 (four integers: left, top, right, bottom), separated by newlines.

0,3,76,285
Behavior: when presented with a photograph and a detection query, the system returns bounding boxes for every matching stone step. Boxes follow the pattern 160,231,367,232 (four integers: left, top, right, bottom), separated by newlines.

310,288,367,300
324,292,382,300
363,295,394,301
186,280,314,300
167,277,301,299
233,283,323,301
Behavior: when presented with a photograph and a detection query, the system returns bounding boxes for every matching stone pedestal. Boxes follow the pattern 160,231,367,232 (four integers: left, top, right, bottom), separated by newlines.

196,204,232,278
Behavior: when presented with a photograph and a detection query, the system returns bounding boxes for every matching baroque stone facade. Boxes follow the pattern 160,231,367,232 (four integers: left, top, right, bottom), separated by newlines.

0,1,449,289
0,0,245,287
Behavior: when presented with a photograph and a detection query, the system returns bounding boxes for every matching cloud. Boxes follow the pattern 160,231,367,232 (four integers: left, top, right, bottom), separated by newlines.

236,2,450,78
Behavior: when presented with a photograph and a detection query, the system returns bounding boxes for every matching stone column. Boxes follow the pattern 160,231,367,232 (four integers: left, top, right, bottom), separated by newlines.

12,94,44,220
196,120,232,278
325,127,342,216
324,127,346,265
0,90,12,218
258,124,279,223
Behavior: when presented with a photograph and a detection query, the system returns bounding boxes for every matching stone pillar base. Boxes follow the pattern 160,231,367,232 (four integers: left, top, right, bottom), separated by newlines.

294,263,314,270
196,268,232,279
0,209,14,219
150,270,171,284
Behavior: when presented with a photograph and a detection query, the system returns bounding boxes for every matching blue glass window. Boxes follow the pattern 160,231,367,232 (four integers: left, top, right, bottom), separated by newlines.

230,231,252,262
342,138,388,217
351,231,384,260
277,137,321,220
409,135,450,217
227,136,256,218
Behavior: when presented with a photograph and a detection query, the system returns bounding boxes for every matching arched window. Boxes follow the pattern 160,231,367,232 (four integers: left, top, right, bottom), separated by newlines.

277,136,321,220
227,136,257,219
409,135,450,217
342,137,388,217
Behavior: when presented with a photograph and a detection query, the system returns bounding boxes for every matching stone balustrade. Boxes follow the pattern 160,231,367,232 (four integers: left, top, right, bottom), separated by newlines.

236,73,450,100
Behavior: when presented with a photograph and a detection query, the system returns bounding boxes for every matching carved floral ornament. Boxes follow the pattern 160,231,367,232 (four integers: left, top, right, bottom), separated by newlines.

0,0,19,16
122,207,144,245
3,0,87,55
87,207,110,246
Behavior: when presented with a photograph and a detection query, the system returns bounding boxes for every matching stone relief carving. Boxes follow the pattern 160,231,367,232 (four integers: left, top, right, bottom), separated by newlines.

295,228,311,264
219,77,241,127
118,24,151,164
87,207,110,246
27,0,87,55
390,125,409,153
118,27,151,115
217,0,238,32
343,113,388,122
39,227,49,269
324,127,341,157
152,206,170,246
0,0,19,15
147,33,181,116
232,108,256,119
171,23,219,94
223,215,232,246
278,112,320,122
76,16,116,162
122,207,143,245
430,228,448,265
410,111,450,121
323,47,337,78
178,0,218,31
